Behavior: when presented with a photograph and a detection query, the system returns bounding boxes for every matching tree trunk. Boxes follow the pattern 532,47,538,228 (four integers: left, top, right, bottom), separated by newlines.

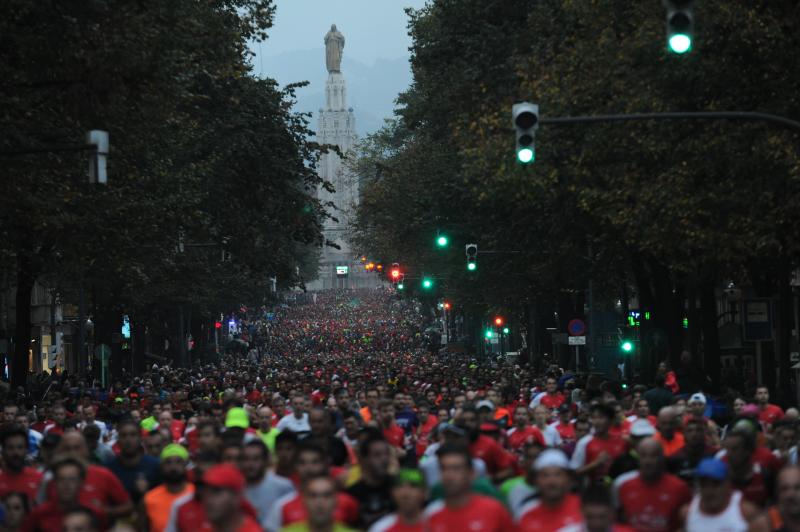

700,279,721,390
777,258,793,405
12,254,36,390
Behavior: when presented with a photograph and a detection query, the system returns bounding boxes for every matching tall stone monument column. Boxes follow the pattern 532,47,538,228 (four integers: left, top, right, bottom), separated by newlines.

307,25,376,290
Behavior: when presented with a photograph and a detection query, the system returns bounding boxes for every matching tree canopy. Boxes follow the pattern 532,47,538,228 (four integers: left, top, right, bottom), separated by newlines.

0,0,327,385
352,0,800,389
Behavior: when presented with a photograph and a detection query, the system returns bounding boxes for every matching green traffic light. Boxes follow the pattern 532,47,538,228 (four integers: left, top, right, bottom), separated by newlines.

621,340,634,353
485,329,493,339
517,147,535,164
422,278,433,289
668,34,691,54
502,327,509,334
397,283,404,290
436,235,448,248
467,262,477,271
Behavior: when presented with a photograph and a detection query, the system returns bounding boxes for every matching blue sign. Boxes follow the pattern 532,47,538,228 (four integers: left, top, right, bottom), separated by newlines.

568,319,586,336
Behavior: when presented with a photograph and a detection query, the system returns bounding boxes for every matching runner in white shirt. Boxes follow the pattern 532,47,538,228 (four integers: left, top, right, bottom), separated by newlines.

678,458,761,532
276,395,310,433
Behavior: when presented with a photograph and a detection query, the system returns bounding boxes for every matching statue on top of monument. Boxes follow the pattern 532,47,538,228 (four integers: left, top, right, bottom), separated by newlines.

325,24,345,73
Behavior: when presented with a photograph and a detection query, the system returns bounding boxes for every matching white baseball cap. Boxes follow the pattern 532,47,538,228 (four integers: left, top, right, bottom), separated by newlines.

689,392,707,405
534,449,570,471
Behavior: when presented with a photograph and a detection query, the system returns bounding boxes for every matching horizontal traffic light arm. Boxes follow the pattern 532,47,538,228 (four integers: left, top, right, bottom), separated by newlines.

539,110,800,133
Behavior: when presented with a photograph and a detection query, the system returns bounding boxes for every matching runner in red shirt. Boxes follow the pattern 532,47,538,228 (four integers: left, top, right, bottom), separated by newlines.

723,428,771,507
532,377,565,411
458,407,515,481
506,406,545,451
265,441,359,530
201,464,261,532
613,438,691,531
626,398,657,427
414,404,438,457
24,457,106,532
370,469,425,532
571,403,629,483
48,431,133,521
581,484,635,532
423,443,512,532
0,426,43,501
755,386,784,428
518,449,583,530
550,404,577,444
379,400,405,449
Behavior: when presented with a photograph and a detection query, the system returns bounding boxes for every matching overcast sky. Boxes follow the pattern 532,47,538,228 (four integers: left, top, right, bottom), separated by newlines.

254,0,428,67
249,0,429,134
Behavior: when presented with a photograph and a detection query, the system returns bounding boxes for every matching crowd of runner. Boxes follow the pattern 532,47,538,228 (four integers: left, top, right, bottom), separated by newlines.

0,289,797,531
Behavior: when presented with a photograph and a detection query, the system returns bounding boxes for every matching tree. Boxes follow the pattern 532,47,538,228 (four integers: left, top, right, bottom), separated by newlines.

0,0,327,386
352,0,800,387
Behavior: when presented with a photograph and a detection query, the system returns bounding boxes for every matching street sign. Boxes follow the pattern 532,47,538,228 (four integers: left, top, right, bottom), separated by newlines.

568,336,586,345
335,265,349,277
567,319,586,336
743,299,772,341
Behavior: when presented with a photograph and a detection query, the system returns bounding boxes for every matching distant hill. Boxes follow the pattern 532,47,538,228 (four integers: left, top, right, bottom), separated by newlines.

258,48,411,137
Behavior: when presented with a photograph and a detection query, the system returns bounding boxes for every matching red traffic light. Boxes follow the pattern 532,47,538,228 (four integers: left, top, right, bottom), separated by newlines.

444,302,452,310
494,316,504,326
391,268,401,279
214,321,222,329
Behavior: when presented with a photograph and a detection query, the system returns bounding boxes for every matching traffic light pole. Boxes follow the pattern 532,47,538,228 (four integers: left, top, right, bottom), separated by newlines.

541,110,800,133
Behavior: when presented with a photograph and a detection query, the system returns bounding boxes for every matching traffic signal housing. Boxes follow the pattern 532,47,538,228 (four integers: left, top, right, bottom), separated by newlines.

465,243,478,271
664,0,694,54
512,102,539,164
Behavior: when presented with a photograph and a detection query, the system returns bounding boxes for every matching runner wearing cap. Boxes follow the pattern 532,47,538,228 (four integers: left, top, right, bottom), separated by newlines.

678,458,761,531
608,418,657,479
142,443,194,532
201,463,261,532
684,393,721,448
517,449,582,531
368,470,425,532
613,438,691,532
